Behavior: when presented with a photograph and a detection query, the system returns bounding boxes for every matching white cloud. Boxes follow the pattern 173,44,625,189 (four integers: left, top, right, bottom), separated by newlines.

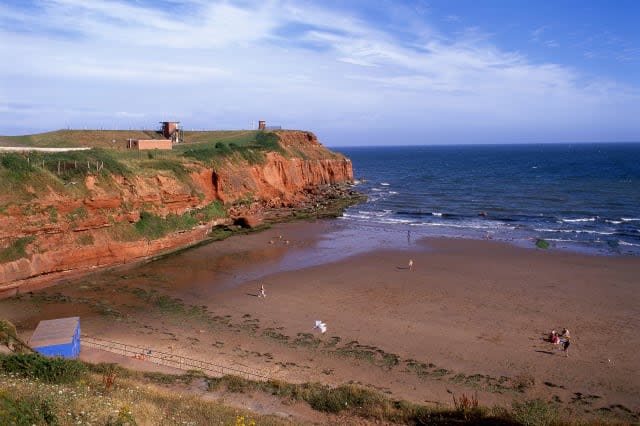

0,0,638,143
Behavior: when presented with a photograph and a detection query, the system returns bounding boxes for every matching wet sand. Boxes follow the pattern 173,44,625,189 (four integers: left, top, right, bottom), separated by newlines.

2,219,639,419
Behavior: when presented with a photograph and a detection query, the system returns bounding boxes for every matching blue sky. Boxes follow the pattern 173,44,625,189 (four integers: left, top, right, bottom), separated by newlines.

1,0,639,145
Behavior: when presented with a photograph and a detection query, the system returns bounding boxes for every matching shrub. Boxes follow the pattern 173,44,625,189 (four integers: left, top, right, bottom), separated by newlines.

0,353,87,384
301,383,384,413
134,211,168,240
0,392,58,425
255,132,284,154
0,153,34,180
198,201,226,222
511,399,558,426
0,236,35,263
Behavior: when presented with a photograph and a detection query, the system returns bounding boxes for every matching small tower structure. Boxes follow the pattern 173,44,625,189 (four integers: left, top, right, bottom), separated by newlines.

160,121,183,143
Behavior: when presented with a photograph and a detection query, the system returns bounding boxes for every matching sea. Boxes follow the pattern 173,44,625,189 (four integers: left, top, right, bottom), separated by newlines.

333,143,640,256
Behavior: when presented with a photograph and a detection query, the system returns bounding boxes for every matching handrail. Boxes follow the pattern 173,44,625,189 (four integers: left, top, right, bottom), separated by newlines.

82,335,269,381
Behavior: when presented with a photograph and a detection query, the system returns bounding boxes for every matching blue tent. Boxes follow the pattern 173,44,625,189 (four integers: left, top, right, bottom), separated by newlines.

30,317,80,358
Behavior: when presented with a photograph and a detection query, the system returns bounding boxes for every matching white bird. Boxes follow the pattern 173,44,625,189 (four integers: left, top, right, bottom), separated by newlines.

313,320,327,334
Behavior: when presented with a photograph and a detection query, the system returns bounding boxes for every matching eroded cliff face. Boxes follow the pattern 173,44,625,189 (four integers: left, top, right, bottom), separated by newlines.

0,131,355,295
212,132,352,206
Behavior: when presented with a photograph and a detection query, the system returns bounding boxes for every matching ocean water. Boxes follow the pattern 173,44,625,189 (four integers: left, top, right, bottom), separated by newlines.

334,143,640,255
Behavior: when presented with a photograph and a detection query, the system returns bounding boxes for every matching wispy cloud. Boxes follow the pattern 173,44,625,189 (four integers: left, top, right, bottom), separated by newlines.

0,0,638,143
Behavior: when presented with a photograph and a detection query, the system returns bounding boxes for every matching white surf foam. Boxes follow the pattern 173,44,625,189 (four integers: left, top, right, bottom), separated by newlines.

560,217,597,223
619,241,640,247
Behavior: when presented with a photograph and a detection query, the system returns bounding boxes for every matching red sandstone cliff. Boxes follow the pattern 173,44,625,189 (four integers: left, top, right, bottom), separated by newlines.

0,131,356,296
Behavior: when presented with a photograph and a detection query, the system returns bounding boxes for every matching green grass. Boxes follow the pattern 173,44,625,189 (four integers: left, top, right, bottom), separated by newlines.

0,392,58,425
139,158,189,179
178,130,260,146
0,149,131,195
0,353,87,384
0,236,35,262
181,131,283,165
133,203,226,241
0,355,290,426
1,351,633,425
0,129,163,148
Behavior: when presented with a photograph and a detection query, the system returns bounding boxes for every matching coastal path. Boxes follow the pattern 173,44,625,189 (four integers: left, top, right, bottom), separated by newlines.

81,335,269,381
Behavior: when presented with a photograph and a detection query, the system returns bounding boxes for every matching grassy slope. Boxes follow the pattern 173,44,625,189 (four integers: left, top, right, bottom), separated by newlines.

1,352,573,425
0,130,280,200
0,129,259,149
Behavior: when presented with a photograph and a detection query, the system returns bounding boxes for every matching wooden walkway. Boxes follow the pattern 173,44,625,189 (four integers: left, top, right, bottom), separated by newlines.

81,335,269,381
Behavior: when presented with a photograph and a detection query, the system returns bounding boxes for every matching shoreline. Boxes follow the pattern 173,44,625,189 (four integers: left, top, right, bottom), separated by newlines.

1,219,639,420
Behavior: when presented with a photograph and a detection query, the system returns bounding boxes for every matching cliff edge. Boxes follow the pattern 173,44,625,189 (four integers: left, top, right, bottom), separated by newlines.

0,130,360,295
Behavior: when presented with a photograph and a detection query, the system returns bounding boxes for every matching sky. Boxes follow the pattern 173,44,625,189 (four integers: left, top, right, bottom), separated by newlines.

1,0,639,146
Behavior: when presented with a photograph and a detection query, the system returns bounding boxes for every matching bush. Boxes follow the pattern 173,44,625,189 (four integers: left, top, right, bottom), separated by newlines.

0,353,87,384
255,132,284,154
0,236,35,263
511,399,558,426
0,391,58,425
301,383,385,413
0,153,34,180
197,201,226,222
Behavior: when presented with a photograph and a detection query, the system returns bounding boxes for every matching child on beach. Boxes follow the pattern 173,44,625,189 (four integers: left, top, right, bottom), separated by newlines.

258,284,266,298
408,259,413,271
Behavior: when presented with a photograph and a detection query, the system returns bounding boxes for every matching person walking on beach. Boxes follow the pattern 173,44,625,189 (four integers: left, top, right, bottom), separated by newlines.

258,283,266,298
562,338,570,357
408,259,414,271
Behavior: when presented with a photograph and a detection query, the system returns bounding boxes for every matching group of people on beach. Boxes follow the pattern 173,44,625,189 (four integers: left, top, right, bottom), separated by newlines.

549,328,571,356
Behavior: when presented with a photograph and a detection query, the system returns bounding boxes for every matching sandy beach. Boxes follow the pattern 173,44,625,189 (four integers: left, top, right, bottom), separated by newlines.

1,219,639,420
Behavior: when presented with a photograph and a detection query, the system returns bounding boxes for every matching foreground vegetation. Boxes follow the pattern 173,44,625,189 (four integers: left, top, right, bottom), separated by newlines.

2,352,595,425
1,315,633,425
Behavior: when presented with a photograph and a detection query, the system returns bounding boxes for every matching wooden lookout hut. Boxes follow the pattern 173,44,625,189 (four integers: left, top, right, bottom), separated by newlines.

29,317,81,358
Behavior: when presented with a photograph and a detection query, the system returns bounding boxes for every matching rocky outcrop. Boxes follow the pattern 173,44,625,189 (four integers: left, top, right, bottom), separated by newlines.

0,131,357,296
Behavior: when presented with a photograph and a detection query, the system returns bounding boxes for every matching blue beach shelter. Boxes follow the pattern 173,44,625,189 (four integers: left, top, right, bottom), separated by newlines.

30,317,81,358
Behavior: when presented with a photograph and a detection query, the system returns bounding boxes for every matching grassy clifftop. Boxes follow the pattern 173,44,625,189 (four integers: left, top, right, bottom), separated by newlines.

0,131,285,201
0,129,263,149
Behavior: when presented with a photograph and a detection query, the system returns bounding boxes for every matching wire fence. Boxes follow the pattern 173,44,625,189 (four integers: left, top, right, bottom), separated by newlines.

81,335,269,381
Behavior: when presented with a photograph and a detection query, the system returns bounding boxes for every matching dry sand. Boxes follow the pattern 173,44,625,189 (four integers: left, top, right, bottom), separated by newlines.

2,220,639,420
